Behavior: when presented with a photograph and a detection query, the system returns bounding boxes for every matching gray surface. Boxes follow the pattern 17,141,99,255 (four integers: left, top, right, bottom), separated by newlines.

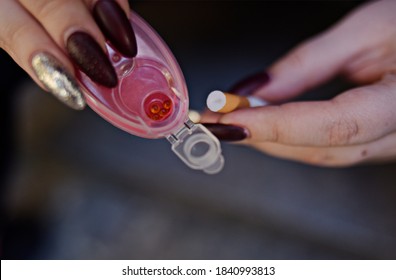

3,2,396,259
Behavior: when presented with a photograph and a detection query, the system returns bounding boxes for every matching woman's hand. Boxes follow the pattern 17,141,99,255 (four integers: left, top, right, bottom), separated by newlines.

204,0,396,167
0,0,136,109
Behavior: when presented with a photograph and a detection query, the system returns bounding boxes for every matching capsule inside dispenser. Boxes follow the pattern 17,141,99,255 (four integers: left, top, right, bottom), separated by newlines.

144,92,173,121
76,11,224,173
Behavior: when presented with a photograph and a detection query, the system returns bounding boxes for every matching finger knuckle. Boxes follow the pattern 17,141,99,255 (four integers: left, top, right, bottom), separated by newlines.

324,98,361,146
1,22,29,53
266,106,288,143
286,48,307,69
301,152,333,166
302,149,365,167
298,148,338,166
326,118,360,146
285,40,315,69
269,122,280,143
35,0,68,21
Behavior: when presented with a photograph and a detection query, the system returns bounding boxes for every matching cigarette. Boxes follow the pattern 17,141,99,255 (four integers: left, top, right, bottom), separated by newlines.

206,90,267,113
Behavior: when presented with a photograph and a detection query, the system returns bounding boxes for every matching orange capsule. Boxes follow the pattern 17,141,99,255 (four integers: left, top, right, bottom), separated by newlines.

158,108,167,117
144,92,173,121
163,100,171,109
150,104,160,114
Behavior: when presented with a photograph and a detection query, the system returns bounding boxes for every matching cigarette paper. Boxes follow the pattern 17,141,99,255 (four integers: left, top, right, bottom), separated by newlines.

206,90,267,113
188,110,201,123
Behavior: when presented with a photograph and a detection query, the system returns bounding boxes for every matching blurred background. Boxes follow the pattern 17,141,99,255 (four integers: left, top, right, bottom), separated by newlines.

2,1,396,259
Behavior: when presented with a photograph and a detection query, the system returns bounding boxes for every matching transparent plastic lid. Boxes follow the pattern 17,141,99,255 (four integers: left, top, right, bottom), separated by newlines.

168,120,224,174
76,12,224,174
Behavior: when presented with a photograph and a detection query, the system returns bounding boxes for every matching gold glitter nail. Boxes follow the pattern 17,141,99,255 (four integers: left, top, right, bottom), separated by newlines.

31,52,86,110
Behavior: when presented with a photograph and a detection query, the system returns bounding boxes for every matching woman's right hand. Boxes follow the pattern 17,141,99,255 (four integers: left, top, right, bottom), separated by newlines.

0,0,137,110
202,0,396,167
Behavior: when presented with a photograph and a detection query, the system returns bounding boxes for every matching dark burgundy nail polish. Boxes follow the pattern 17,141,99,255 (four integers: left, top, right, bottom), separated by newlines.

229,72,270,96
67,32,118,88
203,123,249,142
93,0,137,58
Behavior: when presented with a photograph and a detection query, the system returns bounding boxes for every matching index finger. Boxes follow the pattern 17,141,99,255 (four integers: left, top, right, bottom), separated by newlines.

218,75,396,147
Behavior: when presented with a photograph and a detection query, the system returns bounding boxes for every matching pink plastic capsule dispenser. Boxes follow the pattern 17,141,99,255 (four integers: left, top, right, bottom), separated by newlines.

76,12,224,174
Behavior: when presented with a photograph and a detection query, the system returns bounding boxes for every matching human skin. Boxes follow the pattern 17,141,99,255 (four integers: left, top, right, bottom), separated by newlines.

2,1,396,167
0,0,134,108
203,0,396,167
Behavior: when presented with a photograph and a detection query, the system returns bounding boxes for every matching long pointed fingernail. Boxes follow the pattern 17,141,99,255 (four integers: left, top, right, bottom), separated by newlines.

229,71,270,96
93,0,137,57
66,31,118,88
31,52,86,110
203,123,249,142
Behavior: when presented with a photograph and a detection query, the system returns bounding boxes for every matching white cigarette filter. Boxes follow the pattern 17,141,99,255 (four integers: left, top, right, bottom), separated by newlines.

206,90,267,113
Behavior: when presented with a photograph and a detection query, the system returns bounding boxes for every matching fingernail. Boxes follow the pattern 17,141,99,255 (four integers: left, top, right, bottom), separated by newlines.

31,52,86,110
203,123,249,142
229,72,270,96
66,31,118,88
93,0,137,57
